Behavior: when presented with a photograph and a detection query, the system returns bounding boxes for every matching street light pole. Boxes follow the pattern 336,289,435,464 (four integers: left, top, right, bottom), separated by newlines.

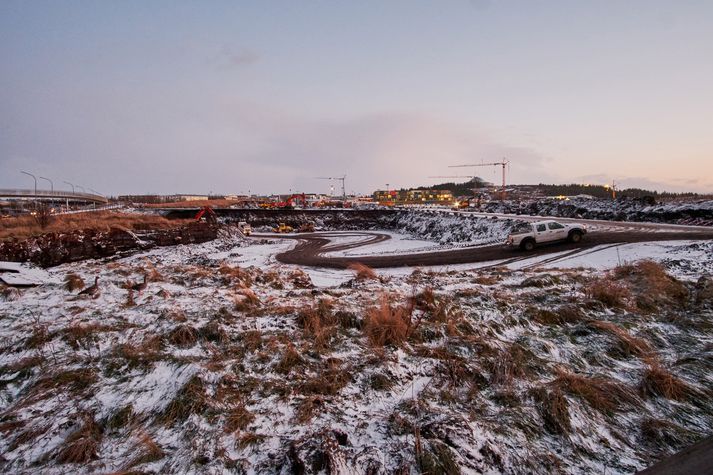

39,176,54,193
63,181,75,211
20,170,37,210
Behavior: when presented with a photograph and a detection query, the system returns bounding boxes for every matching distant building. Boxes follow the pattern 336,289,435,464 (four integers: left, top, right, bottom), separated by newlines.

172,194,209,202
373,189,453,204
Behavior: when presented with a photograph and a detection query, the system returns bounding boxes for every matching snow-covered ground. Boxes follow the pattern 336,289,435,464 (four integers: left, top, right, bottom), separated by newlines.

2,229,712,474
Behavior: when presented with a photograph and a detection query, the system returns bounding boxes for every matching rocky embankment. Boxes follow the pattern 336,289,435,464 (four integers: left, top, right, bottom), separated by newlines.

482,198,713,225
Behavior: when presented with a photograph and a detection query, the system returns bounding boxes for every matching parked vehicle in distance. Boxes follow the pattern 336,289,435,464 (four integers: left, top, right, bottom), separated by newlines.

238,221,252,236
506,220,587,251
273,222,294,233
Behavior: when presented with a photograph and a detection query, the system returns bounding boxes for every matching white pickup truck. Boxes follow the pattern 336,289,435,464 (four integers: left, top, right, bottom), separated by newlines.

506,220,587,251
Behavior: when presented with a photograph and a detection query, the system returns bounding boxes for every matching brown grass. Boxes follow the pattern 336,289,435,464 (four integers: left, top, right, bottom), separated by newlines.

530,305,583,325
237,432,266,449
531,386,571,435
296,301,337,352
234,289,261,312
553,369,637,414
56,414,102,464
615,260,689,311
640,364,696,401
64,273,85,292
161,375,208,425
241,329,263,352
589,320,653,357
294,395,327,423
348,262,378,281
586,277,631,308
219,264,253,287
363,294,413,347
167,325,198,347
487,342,541,386
199,322,229,345
224,404,255,433
113,335,163,368
298,358,351,396
62,322,115,350
275,343,303,374
124,430,165,469
0,211,188,241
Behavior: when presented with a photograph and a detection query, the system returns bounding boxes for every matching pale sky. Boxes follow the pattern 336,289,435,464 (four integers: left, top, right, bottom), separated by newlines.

1,1,712,195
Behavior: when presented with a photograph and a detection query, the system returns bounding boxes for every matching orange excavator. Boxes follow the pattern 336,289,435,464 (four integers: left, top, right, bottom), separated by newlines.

275,193,307,209
194,206,218,224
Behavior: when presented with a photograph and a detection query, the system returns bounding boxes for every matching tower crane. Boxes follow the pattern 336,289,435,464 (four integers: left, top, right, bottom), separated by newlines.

448,159,509,200
315,175,347,198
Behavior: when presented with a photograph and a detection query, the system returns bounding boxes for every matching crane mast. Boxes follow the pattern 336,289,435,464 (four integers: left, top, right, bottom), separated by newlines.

449,159,509,200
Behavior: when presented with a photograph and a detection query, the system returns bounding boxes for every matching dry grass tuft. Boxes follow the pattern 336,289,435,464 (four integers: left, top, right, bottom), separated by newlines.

589,320,653,358
531,386,571,435
125,429,165,468
615,260,689,311
107,405,134,430
219,264,253,287
298,358,351,396
167,325,198,347
241,329,263,352
487,342,541,386
161,375,209,425
363,294,413,347
296,300,337,352
234,288,261,312
56,414,102,464
530,305,584,325
224,404,255,433
586,277,631,308
62,322,113,350
289,269,313,289
113,335,163,369
125,288,136,307
553,369,637,414
348,262,378,281
640,364,696,401
640,418,700,451
199,322,229,345
142,260,164,282
417,440,460,475
64,273,85,292
237,432,267,449
275,343,303,374
294,395,327,423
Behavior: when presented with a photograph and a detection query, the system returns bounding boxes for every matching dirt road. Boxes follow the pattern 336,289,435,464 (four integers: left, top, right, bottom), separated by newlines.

254,227,713,269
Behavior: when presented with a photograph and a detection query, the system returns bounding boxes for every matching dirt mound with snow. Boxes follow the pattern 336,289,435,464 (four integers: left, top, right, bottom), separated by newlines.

0,223,219,267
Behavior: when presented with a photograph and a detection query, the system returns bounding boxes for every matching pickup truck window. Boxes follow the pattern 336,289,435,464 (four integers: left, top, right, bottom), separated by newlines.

548,222,565,230
536,224,547,232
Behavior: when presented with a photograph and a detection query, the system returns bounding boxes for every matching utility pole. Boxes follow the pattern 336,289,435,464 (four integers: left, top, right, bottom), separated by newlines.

20,170,37,210
39,176,54,211
448,159,509,200
63,181,75,211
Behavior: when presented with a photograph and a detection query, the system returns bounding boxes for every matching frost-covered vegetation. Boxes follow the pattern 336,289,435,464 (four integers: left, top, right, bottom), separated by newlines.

1,236,712,474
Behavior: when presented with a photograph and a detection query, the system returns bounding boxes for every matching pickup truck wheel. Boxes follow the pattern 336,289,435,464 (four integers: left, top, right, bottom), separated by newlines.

568,230,583,243
520,239,535,251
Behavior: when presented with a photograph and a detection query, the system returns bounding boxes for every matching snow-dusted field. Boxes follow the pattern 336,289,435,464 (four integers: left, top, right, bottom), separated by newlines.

1,229,712,474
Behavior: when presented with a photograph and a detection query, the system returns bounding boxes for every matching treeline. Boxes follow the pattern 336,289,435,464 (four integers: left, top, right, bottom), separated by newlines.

421,177,492,196
535,184,703,199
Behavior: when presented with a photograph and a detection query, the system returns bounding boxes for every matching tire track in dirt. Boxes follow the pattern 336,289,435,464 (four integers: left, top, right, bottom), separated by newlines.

254,229,713,269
